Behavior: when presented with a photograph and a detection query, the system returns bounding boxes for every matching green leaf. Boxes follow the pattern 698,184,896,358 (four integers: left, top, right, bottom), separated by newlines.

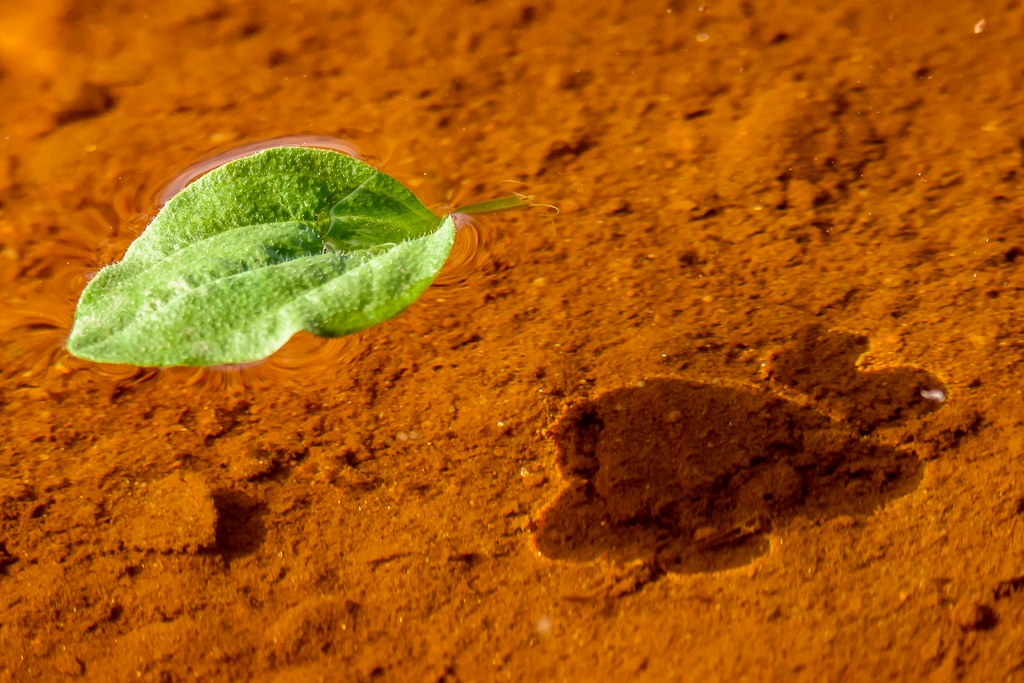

67,147,455,367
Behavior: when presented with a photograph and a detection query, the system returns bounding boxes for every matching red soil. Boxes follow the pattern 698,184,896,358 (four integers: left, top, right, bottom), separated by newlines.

2,0,1024,680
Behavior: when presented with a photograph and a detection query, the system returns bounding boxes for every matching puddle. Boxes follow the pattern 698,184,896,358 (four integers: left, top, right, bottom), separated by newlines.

0,1,1017,681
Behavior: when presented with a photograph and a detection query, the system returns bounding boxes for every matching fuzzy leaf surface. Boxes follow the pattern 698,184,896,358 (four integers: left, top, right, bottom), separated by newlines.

67,147,454,367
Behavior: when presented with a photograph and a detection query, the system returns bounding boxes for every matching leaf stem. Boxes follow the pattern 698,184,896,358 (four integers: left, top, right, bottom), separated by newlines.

453,193,536,215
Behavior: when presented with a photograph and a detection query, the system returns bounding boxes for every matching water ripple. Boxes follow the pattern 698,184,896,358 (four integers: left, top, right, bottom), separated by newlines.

1,135,511,388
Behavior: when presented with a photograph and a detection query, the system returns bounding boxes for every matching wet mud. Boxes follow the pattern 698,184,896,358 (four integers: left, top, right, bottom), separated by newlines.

2,0,1024,681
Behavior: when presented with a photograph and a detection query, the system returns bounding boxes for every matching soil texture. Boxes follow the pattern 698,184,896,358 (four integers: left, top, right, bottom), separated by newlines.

2,0,1024,681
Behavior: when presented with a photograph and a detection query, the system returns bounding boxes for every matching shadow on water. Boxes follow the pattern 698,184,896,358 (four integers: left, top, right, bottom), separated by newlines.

534,329,949,575
210,488,268,560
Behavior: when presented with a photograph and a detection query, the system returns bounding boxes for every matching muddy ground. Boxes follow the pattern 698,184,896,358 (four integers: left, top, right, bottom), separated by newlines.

2,0,1024,680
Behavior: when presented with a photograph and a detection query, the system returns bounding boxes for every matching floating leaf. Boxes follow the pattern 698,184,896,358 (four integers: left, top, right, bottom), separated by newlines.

67,147,455,367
